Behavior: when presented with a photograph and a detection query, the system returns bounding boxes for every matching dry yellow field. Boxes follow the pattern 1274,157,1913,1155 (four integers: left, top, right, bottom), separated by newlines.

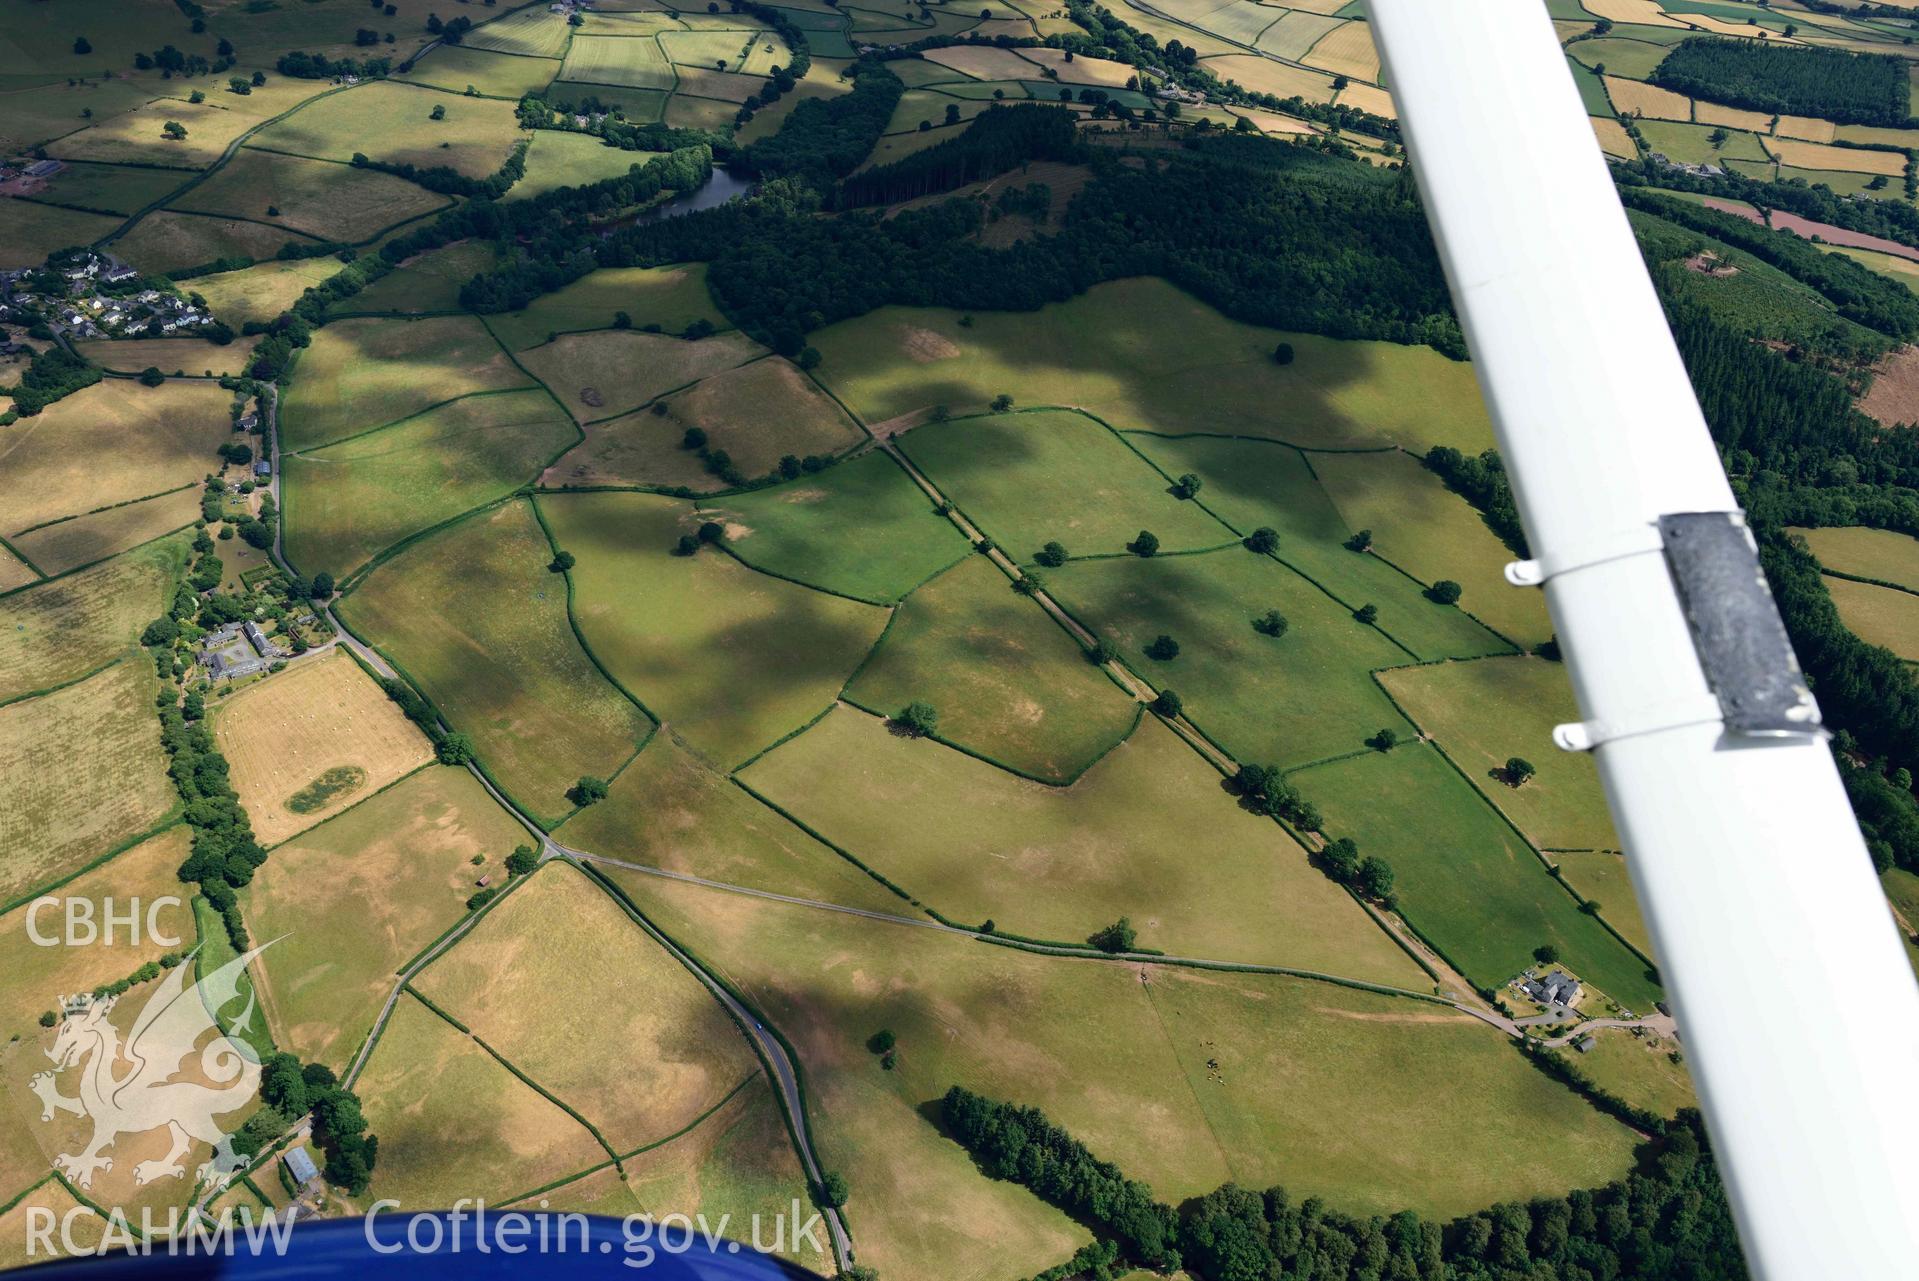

73,336,262,377
0,549,34,593
1605,75,1692,122
517,329,765,424
1581,0,1684,30
12,486,201,577
1694,100,1772,132
1778,115,1839,143
414,864,762,1152
0,1179,104,1270
1335,80,1395,119
113,210,320,275
922,44,1041,81
0,379,230,537
192,258,345,330
1302,20,1381,84
1591,115,1636,159
213,650,435,847
1016,47,1137,88
1764,135,1908,175
1201,54,1339,103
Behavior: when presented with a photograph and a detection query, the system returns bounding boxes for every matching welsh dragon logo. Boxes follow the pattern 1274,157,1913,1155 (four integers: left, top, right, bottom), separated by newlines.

28,944,270,1193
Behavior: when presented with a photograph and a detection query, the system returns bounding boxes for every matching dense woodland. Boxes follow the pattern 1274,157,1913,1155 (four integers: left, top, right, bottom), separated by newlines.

942,1087,1746,1281
1651,37,1910,126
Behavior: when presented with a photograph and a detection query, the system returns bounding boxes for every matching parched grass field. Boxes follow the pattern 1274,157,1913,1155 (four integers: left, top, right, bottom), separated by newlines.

192,256,343,330
747,706,1423,979
356,994,608,1208
1552,850,1653,959
396,43,563,99
556,731,909,914
551,356,865,494
843,556,1139,781
417,863,761,1151
485,264,726,353
243,766,529,1069
0,659,175,909
1297,744,1662,1010
280,315,532,450
0,1180,105,1271
1766,135,1909,175
809,278,1496,456
1047,547,1414,768
632,876,1641,1268
1571,1027,1696,1119
0,537,186,702
212,650,435,846
340,240,500,316
504,130,659,202
47,94,285,169
1300,18,1380,82
11,485,201,577
0,824,190,1041
72,336,261,377
1309,448,1553,647
540,491,888,767
1126,434,1511,662
560,34,680,91
659,27,763,69
1693,99,1773,132
283,387,578,579
1602,74,1692,121
1198,53,1339,103
1377,656,1618,852
113,210,320,275
0,550,33,593
1822,574,1919,661
1254,9,1342,58
248,82,525,179
465,4,577,56
170,150,450,242
0,378,230,539
702,450,966,603
1794,524,1919,592
517,329,764,423
27,160,185,215
901,409,1232,557
338,500,653,825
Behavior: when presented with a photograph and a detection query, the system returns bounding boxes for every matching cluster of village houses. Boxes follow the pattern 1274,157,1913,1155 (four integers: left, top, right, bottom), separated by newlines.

0,240,211,341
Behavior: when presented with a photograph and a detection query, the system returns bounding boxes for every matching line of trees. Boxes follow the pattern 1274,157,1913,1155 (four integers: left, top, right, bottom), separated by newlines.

349,137,528,199
7,344,102,417
276,50,391,79
1424,447,1526,558
244,1054,380,1194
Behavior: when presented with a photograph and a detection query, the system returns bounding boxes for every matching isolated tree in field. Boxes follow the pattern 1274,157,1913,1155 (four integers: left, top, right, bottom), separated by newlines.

698,521,724,544
1145,634,1179,661
1331,74,1349,91
867,1029,896,1054
1151,688,1182,718
990,393,1014,412
1358,856,1394,900
506,844,539,876
945,103,961,126
1367,727,1398,752
1707,126,1729,149
436,732,475,765
1244,526,1279,554
73,36,91,54
1321,837,1360,883
1353,603,1378,625
1035,540,1068,567
571,775,609,805
675,534,700,556
1505,757,1537,787
1344,528,1372,552
39,1010,57,1028
816,1172,850,1208
1088,918,1136,953
163,120,187,139
797,346,821,370
894,700,938,737
1252,609,1287,637
682,426,707,450
1534,944,1560,965
140,366,165,386
1272,342,1294,365
549,549,575,572
1427,579,1462,605
430,103,446,120
1172,472,1202,500
1129,529,1160,557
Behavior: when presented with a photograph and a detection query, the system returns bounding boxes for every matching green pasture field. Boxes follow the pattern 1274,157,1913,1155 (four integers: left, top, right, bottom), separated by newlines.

242,767,527,1070
1637,119,1770,166
1829,244,1919,292
280,314,532,450
356,994,607,1208
633,874,1640,1255
1823,574,1919,661
664,94,742,131
193,257,344,329
340,240,501,315
1884,866,1919,928
504,130,658,201
809,277,1496,455
416,863,761,1151
516,328,764,424
249,82,525,179
539,491,888,767
1309,448,1553,647
1377,655,1618,852
1565,36,1680,80
884,88,998,135
170,149,449,242
0,537,186,702
565,355,868,493
745,704,1423,979
1127,434,1514,661
465,4,577,57
338,500,653,825
560,34,679,91
659,27,761,68
484,264,725,352
0,658,175,909
1552,850,1652,959
0,198,121,269
702,449,964,603
12,486,201,578
841,555,1138,780
1298,743,1662,1009
739,31,792,75
396,43,563,100
1773,164,1889,200
1795,525,1919,591
556,732,909,914
190,896,271,1061
0,0,191,88
113,210,320,275
901,409,1231,558
0,78,158,156
1045,547,1414,768
283,387,578,580
26,161,185,215
0,378,230,537
1571,1027,1696,1118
